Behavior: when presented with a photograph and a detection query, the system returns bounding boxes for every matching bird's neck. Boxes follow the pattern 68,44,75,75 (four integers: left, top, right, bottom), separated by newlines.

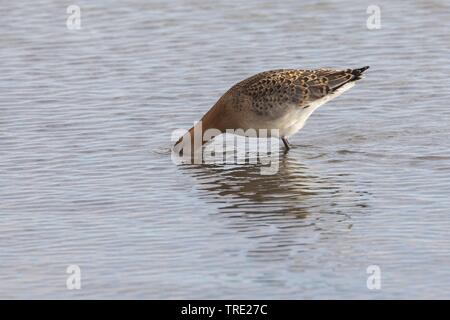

179,99,228,152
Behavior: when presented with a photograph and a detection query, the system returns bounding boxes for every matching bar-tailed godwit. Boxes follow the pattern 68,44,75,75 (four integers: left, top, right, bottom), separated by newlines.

175,66,369,152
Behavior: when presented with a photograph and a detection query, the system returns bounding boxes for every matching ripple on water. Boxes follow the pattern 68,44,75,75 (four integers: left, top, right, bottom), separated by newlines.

1,0,450,299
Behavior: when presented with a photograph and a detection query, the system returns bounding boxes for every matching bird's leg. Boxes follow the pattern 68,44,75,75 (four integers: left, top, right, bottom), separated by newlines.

281,137,291,150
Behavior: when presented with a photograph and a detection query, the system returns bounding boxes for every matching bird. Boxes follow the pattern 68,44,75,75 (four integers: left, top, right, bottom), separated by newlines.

174,66,369,153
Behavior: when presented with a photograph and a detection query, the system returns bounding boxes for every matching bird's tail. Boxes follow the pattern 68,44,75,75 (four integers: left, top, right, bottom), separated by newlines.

351,66,370,80
328,66,370,92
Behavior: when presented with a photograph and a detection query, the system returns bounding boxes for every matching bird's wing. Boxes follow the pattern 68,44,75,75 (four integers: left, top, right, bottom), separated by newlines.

233,67,368,110
305,67,369,100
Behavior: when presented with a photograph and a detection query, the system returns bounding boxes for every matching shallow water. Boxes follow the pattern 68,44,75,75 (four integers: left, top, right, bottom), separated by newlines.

1,0,450,299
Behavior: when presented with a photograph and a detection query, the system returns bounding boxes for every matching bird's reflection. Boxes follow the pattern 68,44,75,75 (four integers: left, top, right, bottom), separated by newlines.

178,149,369,261
180,150,365,219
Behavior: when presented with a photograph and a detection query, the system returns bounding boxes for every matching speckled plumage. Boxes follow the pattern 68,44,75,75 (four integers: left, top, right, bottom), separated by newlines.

175,66,369,151
228,67,368,117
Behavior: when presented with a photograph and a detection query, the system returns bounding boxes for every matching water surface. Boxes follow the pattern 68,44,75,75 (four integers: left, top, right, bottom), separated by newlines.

1,0,450,298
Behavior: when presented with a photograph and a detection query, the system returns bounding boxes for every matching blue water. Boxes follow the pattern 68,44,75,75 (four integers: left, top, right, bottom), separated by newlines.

1,0,449,298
